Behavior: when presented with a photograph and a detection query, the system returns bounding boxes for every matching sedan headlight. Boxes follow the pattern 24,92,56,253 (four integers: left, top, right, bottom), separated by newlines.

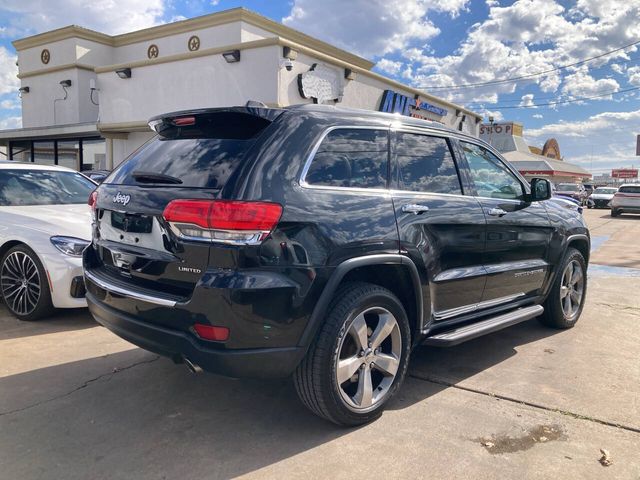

50,236,91,257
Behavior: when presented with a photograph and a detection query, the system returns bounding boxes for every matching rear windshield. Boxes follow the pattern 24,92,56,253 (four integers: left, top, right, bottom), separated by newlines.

619,185,640,194
107,112,272,189
0,169,95,206
557,184,578,191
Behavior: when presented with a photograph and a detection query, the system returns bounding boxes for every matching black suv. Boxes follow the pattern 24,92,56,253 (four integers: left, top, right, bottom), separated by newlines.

84,104,590,426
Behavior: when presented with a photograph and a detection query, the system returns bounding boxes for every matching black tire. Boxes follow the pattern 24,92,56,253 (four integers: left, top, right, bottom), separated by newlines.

611,209,619,217
0,244,54,321
539,247,587,329
294,282,411,426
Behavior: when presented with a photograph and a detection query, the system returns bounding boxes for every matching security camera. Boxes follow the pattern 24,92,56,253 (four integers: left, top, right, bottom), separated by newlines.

282,58,294,71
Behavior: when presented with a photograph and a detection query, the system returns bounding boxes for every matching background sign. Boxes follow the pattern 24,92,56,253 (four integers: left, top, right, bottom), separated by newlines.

379,90,447,118
612,168,639,178
298,63,343,104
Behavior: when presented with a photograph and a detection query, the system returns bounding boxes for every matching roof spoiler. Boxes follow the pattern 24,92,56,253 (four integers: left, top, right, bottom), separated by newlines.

148,102,284,132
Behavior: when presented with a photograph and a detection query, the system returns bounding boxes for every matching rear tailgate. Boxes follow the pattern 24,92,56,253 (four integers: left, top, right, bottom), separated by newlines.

85,108,283,327
615,186,640,207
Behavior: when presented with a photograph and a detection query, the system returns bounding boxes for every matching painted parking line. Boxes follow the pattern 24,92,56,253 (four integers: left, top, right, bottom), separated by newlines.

589,235,610,253
588,264,640,278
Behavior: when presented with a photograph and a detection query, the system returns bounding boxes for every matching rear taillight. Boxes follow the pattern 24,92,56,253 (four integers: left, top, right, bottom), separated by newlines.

193,323,229,341
88,190,97,210
163,199,283,245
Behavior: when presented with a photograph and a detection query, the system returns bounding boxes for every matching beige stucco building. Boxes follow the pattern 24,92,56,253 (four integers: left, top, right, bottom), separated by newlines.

0,8,482,171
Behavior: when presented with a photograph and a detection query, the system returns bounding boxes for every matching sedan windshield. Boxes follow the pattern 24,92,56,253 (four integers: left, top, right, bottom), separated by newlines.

595,188,617,194
0,169,95,206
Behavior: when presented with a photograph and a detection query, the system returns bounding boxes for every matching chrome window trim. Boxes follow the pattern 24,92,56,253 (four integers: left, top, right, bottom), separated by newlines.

299,125,391,191
434,292,525,321
458,139,530,198
392,127,464,196
299,123,473,198
85,270,177,307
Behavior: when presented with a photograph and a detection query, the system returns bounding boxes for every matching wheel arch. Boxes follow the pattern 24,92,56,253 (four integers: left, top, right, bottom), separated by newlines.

299,254,424,350
566,233,590,264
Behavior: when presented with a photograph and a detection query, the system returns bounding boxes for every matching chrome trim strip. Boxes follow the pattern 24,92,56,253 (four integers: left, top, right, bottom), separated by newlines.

85,270,177,307
299,125,390,191
433,292,526,321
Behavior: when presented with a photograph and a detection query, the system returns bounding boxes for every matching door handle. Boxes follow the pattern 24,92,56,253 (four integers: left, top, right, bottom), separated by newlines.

402,204,430,215
487,207,507,217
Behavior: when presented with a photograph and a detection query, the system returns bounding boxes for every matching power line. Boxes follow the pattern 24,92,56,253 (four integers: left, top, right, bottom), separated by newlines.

477,85,640,109
418,38,640,90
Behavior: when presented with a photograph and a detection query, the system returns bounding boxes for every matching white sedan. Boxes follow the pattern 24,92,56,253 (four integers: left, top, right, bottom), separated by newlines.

0,162,96,320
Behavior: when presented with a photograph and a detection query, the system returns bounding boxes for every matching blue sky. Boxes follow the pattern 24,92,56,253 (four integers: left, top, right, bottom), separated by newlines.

1,0,640,173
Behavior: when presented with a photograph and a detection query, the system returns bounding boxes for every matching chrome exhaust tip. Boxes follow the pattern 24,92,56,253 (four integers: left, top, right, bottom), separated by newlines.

183,357,203,374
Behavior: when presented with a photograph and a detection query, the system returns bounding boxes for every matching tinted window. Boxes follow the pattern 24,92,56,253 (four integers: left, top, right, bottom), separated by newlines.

619,185,640,194
395,133,461,194
305,129,388,189
0,170,95,206
108,138,255,189
557,184,579,192
108,112,273,189
461,142,524,200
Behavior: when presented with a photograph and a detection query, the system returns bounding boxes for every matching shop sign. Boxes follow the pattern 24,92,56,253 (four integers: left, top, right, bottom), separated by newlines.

298,64,343,104
611,168,638,179
378,90,447,118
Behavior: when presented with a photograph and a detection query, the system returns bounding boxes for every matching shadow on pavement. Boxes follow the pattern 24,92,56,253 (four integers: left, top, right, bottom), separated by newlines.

0,318,559,479
0,304,95,341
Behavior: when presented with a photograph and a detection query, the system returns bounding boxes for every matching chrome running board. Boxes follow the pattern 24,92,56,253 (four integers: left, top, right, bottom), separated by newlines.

423,304,544,347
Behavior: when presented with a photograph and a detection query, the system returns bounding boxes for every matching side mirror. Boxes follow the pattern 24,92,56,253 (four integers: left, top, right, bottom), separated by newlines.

529,178,551,201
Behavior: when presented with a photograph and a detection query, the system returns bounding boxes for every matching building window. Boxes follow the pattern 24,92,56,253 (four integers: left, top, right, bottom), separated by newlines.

9,141,31,162
81,138,106,171
57,140,81,170
33,141,56,165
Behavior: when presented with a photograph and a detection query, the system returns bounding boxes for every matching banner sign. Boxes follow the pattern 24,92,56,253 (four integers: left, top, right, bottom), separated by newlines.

379,90,447,118
612,168,638,178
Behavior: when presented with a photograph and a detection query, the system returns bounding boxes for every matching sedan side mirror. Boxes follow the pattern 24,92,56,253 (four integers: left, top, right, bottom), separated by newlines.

529,178,551,201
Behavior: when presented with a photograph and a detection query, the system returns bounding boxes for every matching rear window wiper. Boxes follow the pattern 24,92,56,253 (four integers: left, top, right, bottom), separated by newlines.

132,171,183,184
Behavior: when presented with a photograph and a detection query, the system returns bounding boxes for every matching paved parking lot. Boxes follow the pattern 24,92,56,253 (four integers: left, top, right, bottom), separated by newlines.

1,209,639,479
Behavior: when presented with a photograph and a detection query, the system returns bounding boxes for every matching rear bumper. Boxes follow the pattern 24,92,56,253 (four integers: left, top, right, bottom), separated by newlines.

611,204,640,212
86,291,306,378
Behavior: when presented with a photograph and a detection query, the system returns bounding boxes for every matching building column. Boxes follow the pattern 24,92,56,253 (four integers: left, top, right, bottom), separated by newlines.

106,137,114,170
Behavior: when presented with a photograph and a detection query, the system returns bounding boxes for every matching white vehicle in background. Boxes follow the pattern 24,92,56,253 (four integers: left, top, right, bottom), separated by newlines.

589,186,618,209
610,184,640,217
0,162,95,320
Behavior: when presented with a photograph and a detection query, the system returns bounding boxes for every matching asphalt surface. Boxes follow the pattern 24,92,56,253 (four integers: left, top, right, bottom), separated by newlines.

1,208,639,479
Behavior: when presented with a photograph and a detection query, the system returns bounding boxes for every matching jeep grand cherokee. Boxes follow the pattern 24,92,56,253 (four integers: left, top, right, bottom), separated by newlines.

84,104,590,426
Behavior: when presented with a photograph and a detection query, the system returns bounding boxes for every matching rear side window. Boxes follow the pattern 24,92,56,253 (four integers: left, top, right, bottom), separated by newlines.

108,112,272,189
394,133,461,194
305,129,388,189
619,185,640,194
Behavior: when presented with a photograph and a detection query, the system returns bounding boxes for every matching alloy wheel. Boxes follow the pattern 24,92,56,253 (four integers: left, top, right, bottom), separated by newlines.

1,251,41,316
335,307,402,412
559,259,584,320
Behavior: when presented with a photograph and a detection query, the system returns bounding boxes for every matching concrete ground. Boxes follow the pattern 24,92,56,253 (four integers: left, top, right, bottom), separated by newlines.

1,208,639,479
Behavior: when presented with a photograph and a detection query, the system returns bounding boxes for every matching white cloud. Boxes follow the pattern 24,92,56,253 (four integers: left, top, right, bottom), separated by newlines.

0,116,22,129
0,0,165,37
480,109,504,122
519,93,536,107
283,0,469,59
369,0,640,105
532,113,543,118
560,66,619,99
376,59,403,76
524,108,640,173
627,66,640,86
0,47,18,96
0,98,19,109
